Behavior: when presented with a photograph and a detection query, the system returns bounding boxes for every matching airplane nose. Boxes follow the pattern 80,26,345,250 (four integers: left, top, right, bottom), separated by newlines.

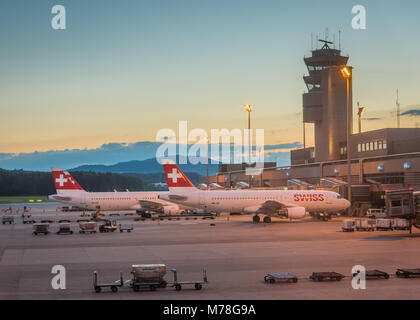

343,199,350,209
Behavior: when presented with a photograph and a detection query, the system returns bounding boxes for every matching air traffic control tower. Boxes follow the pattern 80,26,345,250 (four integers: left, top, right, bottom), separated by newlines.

302,40,352,162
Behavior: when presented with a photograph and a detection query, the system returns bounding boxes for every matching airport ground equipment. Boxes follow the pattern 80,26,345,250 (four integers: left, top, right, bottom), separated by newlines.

310,272,345,282
99,220,118,233
118,223,133,232
170,269,208,291
392,218,410,230
79,221,97,234
2,215,14,224
375,219,393,231
355,219,375,231
341,220,355,232
385,189,419,233
56,222,73,235
23,215,35,224
396,268,420,278
130,264,168,292
352,269,389,280
366,208,386,219
32,223,50,235
264,273,298,284
93,271,124,293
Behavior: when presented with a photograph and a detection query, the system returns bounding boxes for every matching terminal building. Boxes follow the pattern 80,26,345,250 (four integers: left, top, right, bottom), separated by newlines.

201,39,420,214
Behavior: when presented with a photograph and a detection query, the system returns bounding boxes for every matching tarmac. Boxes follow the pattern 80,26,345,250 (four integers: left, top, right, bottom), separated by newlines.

1,202,420,300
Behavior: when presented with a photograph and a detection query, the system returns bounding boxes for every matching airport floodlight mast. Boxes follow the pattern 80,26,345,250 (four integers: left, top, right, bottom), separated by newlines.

244,104,253,164
341,66,353,212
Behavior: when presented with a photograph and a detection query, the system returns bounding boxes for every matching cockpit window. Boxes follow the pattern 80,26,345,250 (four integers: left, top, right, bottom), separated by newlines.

337,195,342,199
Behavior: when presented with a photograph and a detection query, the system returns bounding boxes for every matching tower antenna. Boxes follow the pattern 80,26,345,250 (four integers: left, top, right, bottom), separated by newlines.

311,33,314,50
339,30,341,50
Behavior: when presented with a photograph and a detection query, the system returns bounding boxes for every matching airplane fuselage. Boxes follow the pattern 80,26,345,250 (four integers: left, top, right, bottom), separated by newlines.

160,189,349,214
49,191,177,211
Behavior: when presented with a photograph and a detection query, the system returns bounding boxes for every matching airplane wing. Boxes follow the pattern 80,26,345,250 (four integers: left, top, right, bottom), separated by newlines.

255,200,296,215
138,200,165,211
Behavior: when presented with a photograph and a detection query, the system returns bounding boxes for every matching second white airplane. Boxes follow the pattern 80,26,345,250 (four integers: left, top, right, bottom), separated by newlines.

158,162,350,223
48,167,186,214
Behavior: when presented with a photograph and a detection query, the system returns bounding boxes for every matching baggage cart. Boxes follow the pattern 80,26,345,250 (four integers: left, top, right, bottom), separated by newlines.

310,272,345,282
56,222,73,235
352,269,389,280
23,215,35,224
130,264,167,292
118,224,133,232
79,221,97,234
355,219,375,231
2,215,14,225
341,220,354,232
170,269,208,291
376,218,393,231
392,218,410,230
93,271,124,293
33,223,50,235
264,273,298,284
396,268,420,278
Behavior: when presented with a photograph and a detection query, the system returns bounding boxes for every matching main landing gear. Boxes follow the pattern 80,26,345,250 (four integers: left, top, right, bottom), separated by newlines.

252,215,272,223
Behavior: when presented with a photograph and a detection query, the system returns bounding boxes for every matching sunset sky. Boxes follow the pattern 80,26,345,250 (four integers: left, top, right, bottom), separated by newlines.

1,0,419,154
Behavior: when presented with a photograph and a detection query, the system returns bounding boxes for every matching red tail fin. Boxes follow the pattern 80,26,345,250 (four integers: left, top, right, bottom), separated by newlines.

162,161,197,192
51,167,84,192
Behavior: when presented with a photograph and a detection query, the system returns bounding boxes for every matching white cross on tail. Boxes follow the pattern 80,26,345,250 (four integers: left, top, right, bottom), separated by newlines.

55,174,68,187
167,168,182,183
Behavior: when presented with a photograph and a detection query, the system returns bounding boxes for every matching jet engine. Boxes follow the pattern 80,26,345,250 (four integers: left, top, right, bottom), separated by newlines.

286,207,306,219
163,205,179,215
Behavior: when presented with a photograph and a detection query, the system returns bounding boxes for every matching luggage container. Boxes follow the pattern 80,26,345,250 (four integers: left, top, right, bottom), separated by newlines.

396,268,420,278
355,219,375,231
352,269,389,280
130,264,167,291
33,223,50,235
310,272,345,281
118,224,133,233
79,221,97,234
392,218,410,230
264,273,298,284
342,220,355,232
56,223,73,235
2,215,14,225
376,218,393,231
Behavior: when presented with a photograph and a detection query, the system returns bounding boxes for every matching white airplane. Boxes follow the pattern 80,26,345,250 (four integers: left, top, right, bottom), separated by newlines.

158,162,351,223
48,167,185,214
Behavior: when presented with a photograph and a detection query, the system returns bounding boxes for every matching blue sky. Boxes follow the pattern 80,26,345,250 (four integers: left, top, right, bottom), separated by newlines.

1,0,419,164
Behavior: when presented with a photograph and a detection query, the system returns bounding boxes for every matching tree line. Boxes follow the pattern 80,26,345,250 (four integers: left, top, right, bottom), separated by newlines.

0,169,153,196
